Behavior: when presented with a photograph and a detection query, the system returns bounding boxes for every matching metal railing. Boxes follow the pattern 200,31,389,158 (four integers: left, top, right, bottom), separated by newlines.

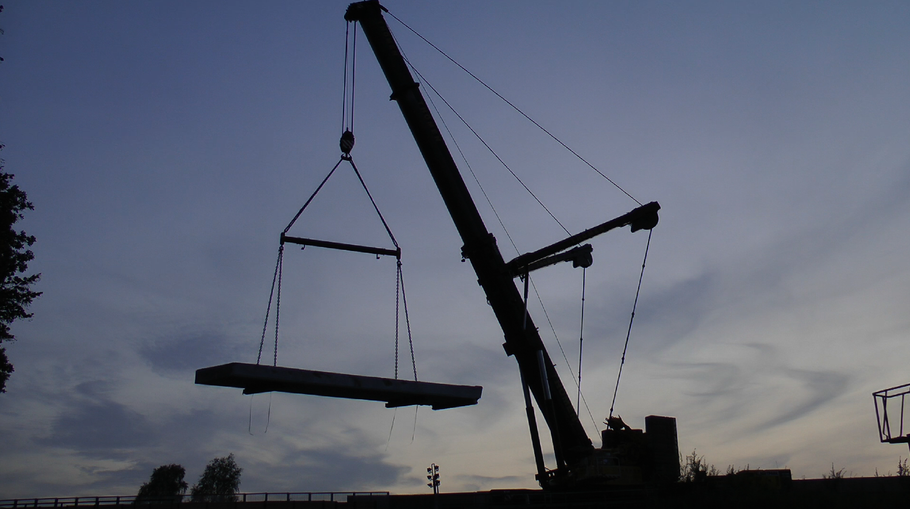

0,492,390,509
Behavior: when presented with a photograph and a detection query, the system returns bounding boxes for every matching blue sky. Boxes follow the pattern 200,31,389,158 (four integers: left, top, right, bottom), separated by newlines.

1,0,909,498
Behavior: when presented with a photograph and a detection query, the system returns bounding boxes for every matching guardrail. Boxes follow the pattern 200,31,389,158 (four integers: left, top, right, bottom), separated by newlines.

0,492,390,509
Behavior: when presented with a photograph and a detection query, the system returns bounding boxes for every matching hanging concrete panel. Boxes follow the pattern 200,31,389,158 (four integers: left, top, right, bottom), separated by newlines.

195,362,482,410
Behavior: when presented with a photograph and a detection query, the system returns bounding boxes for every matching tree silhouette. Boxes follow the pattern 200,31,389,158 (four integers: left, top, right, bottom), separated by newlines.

0,146,41,393
136,464,188,503
191,454,242,502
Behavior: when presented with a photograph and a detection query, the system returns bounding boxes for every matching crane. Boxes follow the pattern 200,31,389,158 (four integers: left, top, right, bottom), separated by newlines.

345,0,677,489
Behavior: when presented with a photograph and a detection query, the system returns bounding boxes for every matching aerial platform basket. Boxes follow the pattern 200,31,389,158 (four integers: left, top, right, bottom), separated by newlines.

873,383,910,447
195,362,482,410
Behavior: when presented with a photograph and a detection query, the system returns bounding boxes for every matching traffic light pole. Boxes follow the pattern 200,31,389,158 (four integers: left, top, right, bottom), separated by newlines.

426,463,440,495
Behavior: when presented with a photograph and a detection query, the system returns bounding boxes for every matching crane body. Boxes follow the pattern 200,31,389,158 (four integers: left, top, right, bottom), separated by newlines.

346,1,677,489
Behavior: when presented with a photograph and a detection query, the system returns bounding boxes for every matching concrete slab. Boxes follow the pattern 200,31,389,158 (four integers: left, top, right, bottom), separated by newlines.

195,362,482,410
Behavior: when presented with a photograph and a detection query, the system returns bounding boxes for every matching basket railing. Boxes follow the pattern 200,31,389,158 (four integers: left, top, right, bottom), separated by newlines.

874,383,910,446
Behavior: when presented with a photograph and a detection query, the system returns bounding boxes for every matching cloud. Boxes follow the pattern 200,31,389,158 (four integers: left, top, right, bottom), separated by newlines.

623,271,721,352
0,450,145,499
140,329,243,375
756,367,851,432
38,400,157,452
246,445,409,493
452,473,528,493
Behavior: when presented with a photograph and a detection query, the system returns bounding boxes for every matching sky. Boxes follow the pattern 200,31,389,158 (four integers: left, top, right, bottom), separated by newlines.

1,0,909,498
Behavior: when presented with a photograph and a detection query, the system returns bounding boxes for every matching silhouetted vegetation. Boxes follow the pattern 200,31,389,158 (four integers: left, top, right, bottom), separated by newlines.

898,457,909,477
823,463,846,479
680,449,718,482
191,454,242,502
0,145,41,393
136,464,188,502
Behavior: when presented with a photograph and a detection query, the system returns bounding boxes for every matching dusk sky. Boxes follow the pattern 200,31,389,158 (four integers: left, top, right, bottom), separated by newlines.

2,0,909,498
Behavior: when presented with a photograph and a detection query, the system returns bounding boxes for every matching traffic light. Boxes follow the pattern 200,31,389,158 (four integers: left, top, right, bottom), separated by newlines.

426,463,440,494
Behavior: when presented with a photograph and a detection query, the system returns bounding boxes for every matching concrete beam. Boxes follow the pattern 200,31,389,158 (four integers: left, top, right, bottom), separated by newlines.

195,362,482,410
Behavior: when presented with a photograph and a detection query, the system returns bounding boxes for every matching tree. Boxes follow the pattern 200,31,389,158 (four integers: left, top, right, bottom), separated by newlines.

136,464,188,503
191,454,242,502
0,146,41,393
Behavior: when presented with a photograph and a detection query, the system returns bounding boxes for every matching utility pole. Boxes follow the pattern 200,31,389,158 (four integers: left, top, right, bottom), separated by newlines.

426,463,440,495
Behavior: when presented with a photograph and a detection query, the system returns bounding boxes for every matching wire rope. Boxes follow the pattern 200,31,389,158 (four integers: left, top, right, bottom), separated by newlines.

388,18,569,239
350,24,357,132
341,21,358,134
609,230,653,419
388,11,659,438
386,11,641,206
248,392,273,435
396,33,603,433
386,408,397,451
349,158,399,250
576,267,586,417
341,21,350,133
405,60,570,236
528,276,599,435
418,67,521,255
284,159,344,234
